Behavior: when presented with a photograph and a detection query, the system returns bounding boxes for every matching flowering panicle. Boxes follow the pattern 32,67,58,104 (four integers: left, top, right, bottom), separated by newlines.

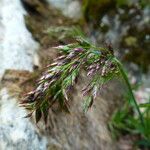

21,38,119,123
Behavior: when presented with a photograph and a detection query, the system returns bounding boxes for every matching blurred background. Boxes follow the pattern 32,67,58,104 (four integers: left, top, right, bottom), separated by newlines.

0,0,149,150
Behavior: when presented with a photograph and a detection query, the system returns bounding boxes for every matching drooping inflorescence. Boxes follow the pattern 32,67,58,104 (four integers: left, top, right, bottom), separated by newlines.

21,38,119,123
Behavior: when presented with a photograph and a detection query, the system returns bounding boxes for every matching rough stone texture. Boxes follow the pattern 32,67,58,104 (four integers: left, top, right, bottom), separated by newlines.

0,0,125,149
1,1,149,149
1,67,123,150
0,0,39,79
1,70,34,97
0,70,47,150
43,76,122,150
47,0,82,20
19,1,124,149
0,65,123,150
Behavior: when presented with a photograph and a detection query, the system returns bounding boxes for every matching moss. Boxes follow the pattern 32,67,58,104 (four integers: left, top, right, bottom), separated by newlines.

124,36,137,47
100,23,110,33
82,0,116,25
121,26,150,72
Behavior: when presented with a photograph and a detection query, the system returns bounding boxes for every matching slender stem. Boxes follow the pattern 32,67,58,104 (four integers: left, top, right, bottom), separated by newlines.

114,58,145,127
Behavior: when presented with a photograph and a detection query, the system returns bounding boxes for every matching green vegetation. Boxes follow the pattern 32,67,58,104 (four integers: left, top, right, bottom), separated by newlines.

21,34,150,147
46,26,85,40
22,0,149,147
82,0,144,23
109,98,150,148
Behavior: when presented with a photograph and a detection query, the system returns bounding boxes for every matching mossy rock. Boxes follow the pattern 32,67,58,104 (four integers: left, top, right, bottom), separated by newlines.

121,26,150,72
82,0,116,24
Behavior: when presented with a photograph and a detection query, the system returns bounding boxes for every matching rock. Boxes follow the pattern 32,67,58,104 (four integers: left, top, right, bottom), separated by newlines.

0,0,39,79
47,0,82,20
23,0,78,48
20,1,124,149
21,0,50,16
82,0,115,25
134,71,150,105
0,0,47,149
1,70,33,96
0,69,123,150
0,70,47,150
42,76,121,150
62,1,82,20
